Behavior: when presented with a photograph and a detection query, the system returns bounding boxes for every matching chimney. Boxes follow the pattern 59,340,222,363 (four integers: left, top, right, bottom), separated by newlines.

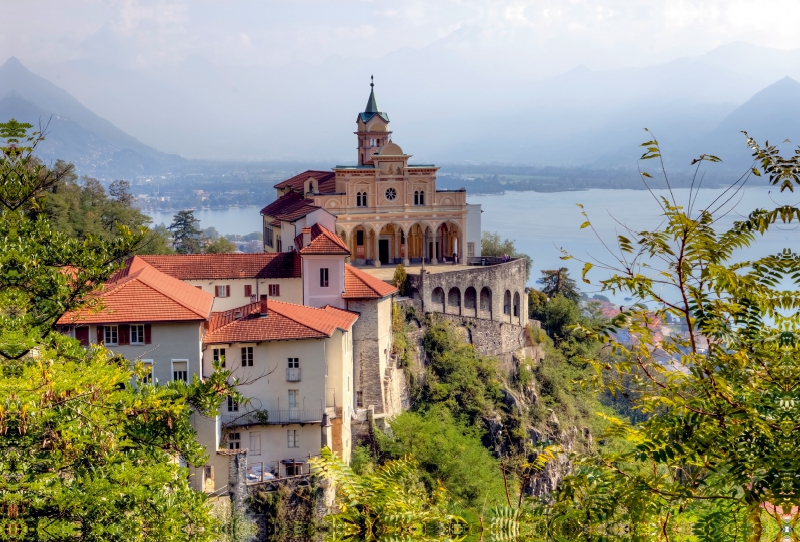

260,294,268,317
302,227,311,247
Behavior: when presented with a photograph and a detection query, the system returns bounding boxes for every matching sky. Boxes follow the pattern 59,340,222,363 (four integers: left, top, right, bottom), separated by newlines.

4,0,800,161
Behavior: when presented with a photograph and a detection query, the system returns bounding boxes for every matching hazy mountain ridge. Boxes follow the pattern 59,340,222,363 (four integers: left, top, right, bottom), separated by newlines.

0,57,185,178
5,42,800,178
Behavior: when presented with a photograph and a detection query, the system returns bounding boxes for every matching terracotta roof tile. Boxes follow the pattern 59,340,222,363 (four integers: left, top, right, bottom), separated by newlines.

58,257,214,324
139,253,301,280
299,224,350,255
343,264,398,299
274,170,336,194
260,192,320,222
205,300,358,344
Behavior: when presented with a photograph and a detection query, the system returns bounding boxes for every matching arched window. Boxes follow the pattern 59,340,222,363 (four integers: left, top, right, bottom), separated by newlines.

356,192,367,207
419,191,425,205
414,191,418,205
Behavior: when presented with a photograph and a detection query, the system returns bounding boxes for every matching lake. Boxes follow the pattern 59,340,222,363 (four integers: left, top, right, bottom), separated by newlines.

146,185,796,302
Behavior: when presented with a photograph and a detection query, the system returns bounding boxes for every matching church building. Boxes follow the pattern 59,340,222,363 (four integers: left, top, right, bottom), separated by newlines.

262,79,482,267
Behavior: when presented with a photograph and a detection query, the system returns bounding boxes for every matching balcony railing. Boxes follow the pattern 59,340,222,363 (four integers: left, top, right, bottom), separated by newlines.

222,409,322,428
286,367,301,382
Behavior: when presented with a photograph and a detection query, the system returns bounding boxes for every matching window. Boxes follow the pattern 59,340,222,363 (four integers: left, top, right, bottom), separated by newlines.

276,236,282,252
215,285,230,298
356,192,367,207
228,432,241,450
241,346,254,367
287,430,299,448
244,285,252,297
414,190,425,205
172,360,188,382
287,357,300,382
227,396,238,412
141,360,153,383
356,230,364,246
213,348,226,368
249,432,261,456
265,226,274,247
356,390,363,408
104,325,118,346
467,242,475,258
269,284,280,296
320,268,329,288
130,324,145,345
288,390,299,410
385,187,397,201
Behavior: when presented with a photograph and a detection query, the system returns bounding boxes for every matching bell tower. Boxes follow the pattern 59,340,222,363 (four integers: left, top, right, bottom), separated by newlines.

355,76,392,166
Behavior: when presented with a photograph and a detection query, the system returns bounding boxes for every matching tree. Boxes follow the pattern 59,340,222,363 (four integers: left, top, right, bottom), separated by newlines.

543,133,800,537
169,209,202,254
109,179,134,205
392,264,408,296
481,231,532,281
0,119,240,540
204,236,238,254
537,267,580,302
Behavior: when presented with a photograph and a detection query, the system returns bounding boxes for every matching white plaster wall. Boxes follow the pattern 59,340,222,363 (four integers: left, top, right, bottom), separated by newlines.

91,322,204,384
242,425,321,474
189,278,302,310
302,254,347,309
467,204,482,257
203,330,353,469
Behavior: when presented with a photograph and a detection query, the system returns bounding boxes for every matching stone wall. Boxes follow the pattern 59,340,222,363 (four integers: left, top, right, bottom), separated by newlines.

407,258,529,329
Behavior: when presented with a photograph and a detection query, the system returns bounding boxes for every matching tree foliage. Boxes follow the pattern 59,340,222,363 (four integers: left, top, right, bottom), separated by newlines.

169,209,203,254
481,231,532,280
545,132,800,538
537,267,581,302
0,119,239,540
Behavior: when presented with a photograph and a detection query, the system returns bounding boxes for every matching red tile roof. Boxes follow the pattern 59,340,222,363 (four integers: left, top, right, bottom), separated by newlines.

205,300,358,344
299,224,350,255
260,191,320,222
343,264,398,299
139,253,301,280
274,170,336,194
58,257,214,324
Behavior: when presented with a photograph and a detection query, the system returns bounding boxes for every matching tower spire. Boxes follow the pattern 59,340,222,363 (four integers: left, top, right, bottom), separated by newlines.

364,76,379,113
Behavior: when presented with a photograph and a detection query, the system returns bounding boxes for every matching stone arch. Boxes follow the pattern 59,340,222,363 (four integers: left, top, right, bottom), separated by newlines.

513,292,521,322
447,287,461,315
431,287,445,313
464,286,477,317
479,287,492,319
407,222,426,262
504,290,512,321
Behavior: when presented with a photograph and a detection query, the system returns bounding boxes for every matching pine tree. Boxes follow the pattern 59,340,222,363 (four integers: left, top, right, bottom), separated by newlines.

169,209,203,254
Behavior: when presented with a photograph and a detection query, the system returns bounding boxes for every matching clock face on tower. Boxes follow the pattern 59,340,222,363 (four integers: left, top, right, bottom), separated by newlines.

385,187,397,201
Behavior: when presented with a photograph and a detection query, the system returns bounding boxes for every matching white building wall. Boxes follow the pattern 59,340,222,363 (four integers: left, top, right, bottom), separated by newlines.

188,277,302,310
88,321,204,384
467,203,482,258
202,328,353,482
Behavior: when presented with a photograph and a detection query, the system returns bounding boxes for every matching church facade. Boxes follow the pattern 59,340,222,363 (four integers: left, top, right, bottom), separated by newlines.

262,81,482,267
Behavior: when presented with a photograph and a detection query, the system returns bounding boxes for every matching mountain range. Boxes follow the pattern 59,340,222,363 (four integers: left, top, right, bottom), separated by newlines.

0,57,184,178
5,42,800,176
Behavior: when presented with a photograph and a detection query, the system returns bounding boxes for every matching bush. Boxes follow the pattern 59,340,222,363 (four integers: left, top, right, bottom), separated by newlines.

392,264,408,296
377,405,512,507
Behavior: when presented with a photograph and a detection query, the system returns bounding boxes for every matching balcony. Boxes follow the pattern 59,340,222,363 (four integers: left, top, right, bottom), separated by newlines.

222,409,322,428
286,367,301,382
